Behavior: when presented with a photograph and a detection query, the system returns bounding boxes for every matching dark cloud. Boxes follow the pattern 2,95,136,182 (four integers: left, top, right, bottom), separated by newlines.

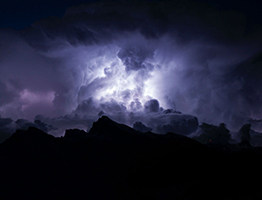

250,129,262,147
74,97,99,115
0,117,13,127
155,113,199,135
193,52,262,130
21,0,261,52
0,81,17,107
33,114,96,136
130,98,143,112
0,117,14,133
117,47,154,72
163,109,182,115
239,124,251,144
144,99,160,113
230,123,262,147
100,98,127,114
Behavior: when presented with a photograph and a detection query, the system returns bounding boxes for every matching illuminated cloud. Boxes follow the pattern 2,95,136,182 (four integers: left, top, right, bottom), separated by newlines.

0,1,261,136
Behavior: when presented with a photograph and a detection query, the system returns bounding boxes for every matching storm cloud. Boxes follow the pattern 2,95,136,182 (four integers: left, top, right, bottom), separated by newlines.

0,1,262,136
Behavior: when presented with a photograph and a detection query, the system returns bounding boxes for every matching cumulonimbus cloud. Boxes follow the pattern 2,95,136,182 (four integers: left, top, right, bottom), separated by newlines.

0,1,261,136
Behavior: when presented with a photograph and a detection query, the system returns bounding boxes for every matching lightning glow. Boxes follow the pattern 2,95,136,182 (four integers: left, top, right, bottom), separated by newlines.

77,46,159,113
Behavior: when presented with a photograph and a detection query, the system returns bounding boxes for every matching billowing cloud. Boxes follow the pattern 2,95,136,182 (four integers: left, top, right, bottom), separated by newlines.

117,47,154,72
144,99,160,113
0,1,262,137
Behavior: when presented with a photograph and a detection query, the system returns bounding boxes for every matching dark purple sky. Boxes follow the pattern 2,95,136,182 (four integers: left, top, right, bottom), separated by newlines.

0,0,262,139
1,0,261,30
0,0,96,29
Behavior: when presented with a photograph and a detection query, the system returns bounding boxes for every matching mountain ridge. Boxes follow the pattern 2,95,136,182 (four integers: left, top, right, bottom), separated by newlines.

0,116,261,199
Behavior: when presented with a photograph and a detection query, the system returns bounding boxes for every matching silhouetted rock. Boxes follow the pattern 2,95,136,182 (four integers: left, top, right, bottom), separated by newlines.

64,128,87,140
194,123,231,145
0,117,261,199
88,115,139,138
0,131,12,143
5,126,55,144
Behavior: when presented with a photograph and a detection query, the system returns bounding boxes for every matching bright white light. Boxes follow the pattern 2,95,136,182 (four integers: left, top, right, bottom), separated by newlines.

81,48,159,111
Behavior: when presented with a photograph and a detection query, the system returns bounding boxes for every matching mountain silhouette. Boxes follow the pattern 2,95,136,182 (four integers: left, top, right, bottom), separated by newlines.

88,116,140,137
0,116,262,199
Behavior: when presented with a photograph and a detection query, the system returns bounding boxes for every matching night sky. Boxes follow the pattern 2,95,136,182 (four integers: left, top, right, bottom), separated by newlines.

0,0,262,141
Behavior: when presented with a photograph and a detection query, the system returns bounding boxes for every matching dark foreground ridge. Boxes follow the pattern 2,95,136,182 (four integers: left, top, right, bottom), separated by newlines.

0,116,262,199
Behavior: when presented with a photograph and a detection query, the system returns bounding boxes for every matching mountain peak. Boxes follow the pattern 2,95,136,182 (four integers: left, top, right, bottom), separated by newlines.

88,116,138,137
64,128,87,140
98,115,114,124
4,126,54,145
